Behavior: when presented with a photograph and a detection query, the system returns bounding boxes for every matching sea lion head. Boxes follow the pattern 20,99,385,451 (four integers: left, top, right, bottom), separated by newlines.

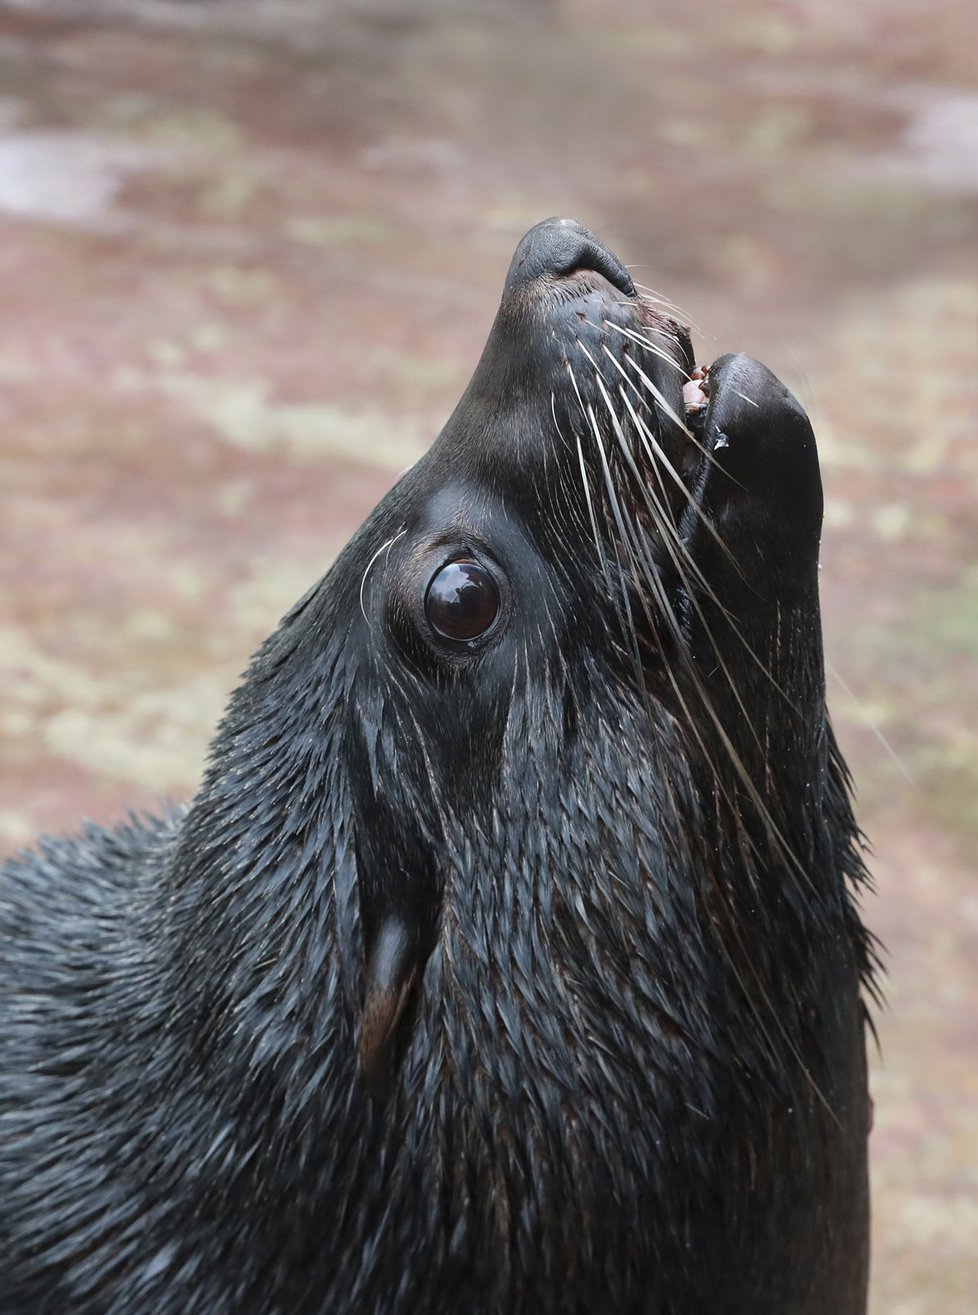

177,213,847,1078
164,218,869,1308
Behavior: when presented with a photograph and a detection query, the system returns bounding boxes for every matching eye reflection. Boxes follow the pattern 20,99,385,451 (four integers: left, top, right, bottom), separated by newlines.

424,560,500,642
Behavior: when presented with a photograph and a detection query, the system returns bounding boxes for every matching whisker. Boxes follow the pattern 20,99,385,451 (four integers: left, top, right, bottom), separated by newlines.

627,277,698,324
596,347,803,717
568,365,648,683
580,345,704,617
569,343,841,1120
827,663,916,787
619,357,749,508
617,354,693,442
587,344,762,665
359,528,407,625
578,351,818,887
567,373,630,599
603,320,692,379
588,357,799,741
603,350,734,548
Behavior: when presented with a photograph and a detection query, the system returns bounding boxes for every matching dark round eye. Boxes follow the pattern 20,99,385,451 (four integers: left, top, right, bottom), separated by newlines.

424,560,500,642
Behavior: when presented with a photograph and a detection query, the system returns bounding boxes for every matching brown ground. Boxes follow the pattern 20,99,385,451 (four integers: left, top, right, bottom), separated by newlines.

0,2,975,1308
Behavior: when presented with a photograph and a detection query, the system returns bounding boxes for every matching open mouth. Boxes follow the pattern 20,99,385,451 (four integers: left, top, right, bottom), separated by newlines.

629,301,708,441
682,365,711,432
596,295,713,530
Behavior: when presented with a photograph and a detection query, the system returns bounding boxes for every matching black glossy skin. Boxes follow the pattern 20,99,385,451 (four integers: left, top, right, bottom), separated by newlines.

0,219,873,1313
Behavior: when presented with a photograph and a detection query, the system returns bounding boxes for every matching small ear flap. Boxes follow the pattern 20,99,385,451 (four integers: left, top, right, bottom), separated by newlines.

359,917,418,1101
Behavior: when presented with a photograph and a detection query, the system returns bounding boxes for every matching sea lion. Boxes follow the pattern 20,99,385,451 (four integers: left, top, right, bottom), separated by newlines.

0,217,874,1314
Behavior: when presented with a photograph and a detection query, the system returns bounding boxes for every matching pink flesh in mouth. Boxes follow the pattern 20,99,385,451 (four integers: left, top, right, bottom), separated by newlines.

682,365,710,416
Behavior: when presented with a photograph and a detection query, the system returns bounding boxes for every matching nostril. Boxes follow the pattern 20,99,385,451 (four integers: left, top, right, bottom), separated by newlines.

561,241,636,298
505,217,637,299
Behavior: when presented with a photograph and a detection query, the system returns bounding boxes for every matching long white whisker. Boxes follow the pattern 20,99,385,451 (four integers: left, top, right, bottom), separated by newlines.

590,348,804,716
567,342,841,1117
359,528,406,625
827,663,916,786
604,319,693,379
620,351,695,440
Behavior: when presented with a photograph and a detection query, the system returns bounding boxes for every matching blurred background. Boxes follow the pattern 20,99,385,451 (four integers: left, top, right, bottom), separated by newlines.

0,1,974,1308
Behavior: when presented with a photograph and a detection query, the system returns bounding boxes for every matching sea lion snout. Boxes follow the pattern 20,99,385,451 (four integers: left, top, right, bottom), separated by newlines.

503,216,638,300
440,222,690,495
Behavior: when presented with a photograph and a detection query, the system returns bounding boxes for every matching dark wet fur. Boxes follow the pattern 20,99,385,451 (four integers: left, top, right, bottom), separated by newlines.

0,220,874,1314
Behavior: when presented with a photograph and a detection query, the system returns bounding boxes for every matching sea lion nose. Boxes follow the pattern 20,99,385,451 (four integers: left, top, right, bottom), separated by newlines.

503,217,637,299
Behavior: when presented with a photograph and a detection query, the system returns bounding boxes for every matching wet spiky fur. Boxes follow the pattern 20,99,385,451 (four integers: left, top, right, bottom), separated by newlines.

0,219,874,1314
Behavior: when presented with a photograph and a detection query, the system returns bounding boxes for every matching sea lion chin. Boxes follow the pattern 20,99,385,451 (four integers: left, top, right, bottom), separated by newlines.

0,217,874,1314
